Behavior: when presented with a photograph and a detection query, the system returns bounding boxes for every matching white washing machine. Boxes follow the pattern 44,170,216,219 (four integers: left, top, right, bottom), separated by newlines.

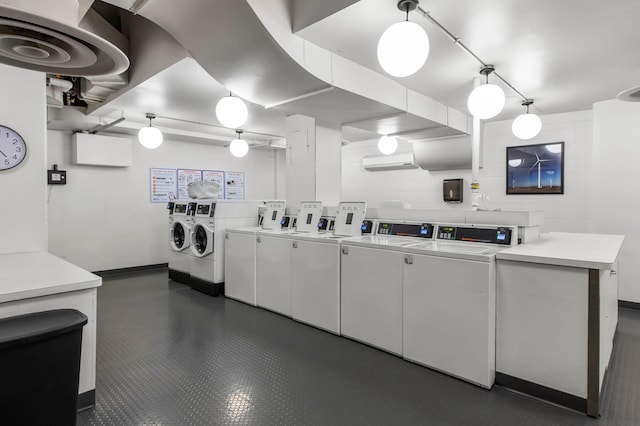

340,221,436,354
189,200,258,296
254,201,326,317
288,201,367,334
167,200,192,284
224,201,286,306
401,224,516,388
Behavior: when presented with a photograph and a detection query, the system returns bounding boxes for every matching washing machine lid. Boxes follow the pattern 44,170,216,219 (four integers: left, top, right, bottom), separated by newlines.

170,220,191,251
191,222,214,257
291,232,347,244
341,235,425,251
402,241,500,262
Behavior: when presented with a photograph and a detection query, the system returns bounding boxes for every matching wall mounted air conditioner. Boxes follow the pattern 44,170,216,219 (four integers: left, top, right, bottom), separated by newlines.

362,152,417,171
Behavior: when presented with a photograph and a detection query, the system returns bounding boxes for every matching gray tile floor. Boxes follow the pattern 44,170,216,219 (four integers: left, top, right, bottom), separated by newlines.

78,269,640,425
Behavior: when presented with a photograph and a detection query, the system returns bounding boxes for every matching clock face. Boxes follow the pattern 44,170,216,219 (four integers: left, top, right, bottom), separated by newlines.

0,125,27,171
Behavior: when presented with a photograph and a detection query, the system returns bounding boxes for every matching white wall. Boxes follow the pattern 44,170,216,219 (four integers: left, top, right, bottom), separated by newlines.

47,130,278,272
593,100,640,303
0,64,47,254
342,110,593,233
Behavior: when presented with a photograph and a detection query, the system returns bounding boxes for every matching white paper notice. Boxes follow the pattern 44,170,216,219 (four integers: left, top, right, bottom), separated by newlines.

150,168,177,203
202,170,225,199
177,169,202,199
224,171,245,200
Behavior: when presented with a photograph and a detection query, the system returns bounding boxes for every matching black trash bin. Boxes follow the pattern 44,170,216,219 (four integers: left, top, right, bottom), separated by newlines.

0,309,88,426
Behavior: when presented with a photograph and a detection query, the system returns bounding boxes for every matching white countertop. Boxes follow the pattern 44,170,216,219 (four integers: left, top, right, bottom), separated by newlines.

0,251,101,303
496,232,625,269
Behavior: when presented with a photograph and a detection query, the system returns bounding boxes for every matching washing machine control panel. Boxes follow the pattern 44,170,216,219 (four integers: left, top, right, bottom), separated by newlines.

437,225,513,245
281,215,292,228
173,203,188,214
195,202,216,218
377,222,435,238
361,220,374,234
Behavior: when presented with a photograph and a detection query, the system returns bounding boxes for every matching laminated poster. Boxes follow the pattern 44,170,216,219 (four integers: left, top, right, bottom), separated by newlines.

177,169,202,199
224,171,245,200
150,168,177,203
202,170,225,199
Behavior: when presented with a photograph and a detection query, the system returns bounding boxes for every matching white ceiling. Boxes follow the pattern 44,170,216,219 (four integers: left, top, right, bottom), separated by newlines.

295,0,640,119
93,58,287,145
70,0,640,143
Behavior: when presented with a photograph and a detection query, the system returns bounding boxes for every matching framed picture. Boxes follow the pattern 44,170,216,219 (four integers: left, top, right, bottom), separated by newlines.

506,142,564,194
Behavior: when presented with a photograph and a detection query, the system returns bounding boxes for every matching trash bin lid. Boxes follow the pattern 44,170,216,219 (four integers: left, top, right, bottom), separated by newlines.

0,309,88,349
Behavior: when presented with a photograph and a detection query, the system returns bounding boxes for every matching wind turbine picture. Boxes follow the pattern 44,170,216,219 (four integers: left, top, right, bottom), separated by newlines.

529,150,552,188
507,142,564,194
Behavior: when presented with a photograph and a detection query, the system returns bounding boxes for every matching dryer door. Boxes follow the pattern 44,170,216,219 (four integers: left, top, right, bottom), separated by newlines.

191,223,214,257
170,221,190,251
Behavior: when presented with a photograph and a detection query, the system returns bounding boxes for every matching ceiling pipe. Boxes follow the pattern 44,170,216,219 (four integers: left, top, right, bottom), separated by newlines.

47,77,73,92
415,5,531,106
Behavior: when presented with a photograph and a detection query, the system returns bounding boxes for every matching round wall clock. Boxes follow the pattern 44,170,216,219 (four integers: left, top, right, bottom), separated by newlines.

0,125,27,171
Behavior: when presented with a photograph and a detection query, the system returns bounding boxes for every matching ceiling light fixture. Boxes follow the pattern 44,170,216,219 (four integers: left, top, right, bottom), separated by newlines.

138,113,163,149
216,92,248,129
467,66,505,119
377,0,429,78
229,129,249,158
377,135,398,155
411,7,542,131
512,99,542,140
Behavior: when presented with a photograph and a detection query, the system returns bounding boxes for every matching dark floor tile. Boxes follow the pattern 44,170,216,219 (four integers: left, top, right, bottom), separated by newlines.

78,270,639,425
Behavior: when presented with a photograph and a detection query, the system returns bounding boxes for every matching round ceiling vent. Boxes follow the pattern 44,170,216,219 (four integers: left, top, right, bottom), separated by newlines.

617,86,640,102
0,3,128,76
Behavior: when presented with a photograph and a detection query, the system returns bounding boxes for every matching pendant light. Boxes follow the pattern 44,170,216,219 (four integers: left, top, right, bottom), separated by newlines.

512,99,542,140
138,113,163,149
377,0,429,78
216,92,248,129
229,130,249,158
467,66,505,119
378,135,398,155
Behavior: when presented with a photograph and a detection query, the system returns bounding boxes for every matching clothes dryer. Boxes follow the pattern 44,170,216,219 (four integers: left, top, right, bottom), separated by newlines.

189,200,258,296
167,200,192,284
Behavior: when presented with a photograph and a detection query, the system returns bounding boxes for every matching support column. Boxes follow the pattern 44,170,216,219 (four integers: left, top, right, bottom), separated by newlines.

285,114,341,206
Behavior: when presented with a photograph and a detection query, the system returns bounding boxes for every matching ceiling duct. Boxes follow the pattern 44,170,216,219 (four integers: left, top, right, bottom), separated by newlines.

0,0,129,76
412,136,474,171
617,86,640,102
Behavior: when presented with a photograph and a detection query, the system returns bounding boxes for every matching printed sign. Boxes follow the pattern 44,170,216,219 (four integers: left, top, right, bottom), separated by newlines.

150,168,177,203
225,171,245,200
177,169,202,199
202,170,225,199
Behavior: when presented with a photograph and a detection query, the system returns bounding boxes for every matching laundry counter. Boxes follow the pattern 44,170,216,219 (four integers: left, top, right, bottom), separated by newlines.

0,251,101,410
495,232,624,417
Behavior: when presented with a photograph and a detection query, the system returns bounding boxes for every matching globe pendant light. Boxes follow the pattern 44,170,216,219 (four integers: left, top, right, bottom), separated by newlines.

512,99,542,140
377,0,429,78
216,92,248,129
467,66,505,119
378,135,398,155
229,130,249,158
138,113,163,149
